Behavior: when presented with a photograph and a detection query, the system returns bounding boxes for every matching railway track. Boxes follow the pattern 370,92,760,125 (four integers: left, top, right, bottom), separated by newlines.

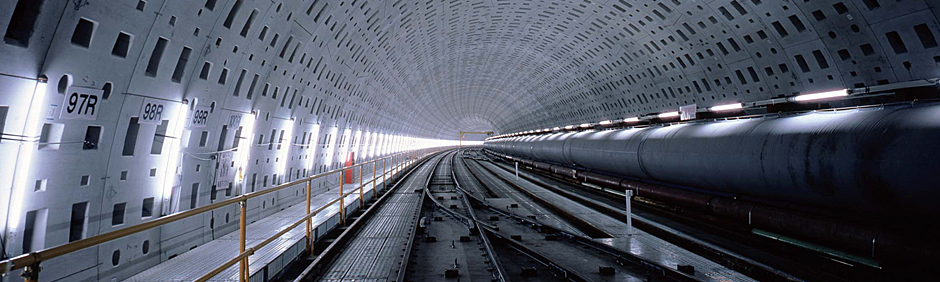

477,149,890,282
404,150,703,282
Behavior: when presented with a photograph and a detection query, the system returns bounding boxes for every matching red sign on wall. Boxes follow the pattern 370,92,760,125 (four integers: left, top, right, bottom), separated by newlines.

344,152,355,184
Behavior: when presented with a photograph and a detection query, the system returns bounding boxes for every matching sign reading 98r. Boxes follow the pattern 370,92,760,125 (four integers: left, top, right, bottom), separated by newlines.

138,98,167,125
191,106,210,127
60,87,103,120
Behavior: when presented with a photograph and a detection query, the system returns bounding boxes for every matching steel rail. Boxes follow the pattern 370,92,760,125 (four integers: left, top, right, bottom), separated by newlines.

468,158,615,238
449,153,510,282
456,154,699,282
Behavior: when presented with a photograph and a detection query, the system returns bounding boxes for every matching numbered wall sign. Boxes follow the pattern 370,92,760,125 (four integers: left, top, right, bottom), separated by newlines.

138,98,168,125
228,114,242,128
191,105,210,127
60,87,102,120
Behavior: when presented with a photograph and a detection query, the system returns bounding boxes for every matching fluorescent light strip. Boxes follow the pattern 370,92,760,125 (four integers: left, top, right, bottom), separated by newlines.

793,89,848,102
658,111,680,118
710,103,743,112
8,81,47,230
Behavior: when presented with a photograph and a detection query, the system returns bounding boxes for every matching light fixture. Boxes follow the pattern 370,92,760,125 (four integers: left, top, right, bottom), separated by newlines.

564,125,576,130
623,117,640,123
552,127,561,131
658,111,680,118
599,120,613,126
579,123,592,128
792,89,848,102
710,103,743,112
8,77,49,230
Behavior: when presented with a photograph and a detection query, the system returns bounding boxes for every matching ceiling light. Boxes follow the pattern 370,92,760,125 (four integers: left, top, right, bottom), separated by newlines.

579,123,592,128
792,89,848,102
710,103,743,112
658,111,680,118
552,127,561,131
564,125,575,130
599,120,613,125
623,117,640,123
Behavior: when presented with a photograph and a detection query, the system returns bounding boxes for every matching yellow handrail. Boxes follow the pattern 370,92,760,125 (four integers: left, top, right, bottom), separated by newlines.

1,148,440,282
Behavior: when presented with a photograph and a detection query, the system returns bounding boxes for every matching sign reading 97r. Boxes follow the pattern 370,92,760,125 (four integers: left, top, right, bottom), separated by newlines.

60,87,103,120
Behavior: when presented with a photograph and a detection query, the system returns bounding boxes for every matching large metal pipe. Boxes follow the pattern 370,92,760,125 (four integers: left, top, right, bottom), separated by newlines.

485,103,940,220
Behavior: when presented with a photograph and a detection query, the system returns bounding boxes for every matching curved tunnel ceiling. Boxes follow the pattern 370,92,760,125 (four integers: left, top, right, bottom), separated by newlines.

3,0,939,139
332,0,940,136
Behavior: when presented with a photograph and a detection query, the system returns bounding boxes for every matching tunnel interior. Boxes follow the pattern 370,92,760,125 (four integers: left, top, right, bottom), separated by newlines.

0,0,939,281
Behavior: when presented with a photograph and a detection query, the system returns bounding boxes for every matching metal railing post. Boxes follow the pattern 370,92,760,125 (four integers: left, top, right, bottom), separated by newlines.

339,169,346,225
305,180,312,252
382,158,387,193
239,200,248,282
358,165,364,206
21,262,39,282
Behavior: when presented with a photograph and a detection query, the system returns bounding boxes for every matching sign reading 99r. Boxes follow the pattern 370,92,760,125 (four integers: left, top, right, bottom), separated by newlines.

191,106,210,127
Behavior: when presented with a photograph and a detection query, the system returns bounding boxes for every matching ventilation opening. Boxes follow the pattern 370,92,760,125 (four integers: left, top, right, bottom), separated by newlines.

233,69,246,96
151,120,169,155
246,74,259,99
794,54,811,73
190,183,200,210
199,62,212,80
240,9,258,37
112,32,132,58
171,47,193,83
83,125,101,150
122,117,140,156
218,68,229,84
38,123,63,150
57,74,71,94
22,208,48,254
142,240,150,254
102,82,113,99
812,50,830,69
112,203,126,226
217,125,228,152
913,24,938,49
223,0,243,28
199,130,209,147
885,31,908,54
860,43,875,56
4,0,45,47
204,0,217,10
772,21,788,37
71,18,96,48
145,37,169,77
0,107,8,144
233,126,243,148
112,250,121,266
69,202,89,242
142,197,154,218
